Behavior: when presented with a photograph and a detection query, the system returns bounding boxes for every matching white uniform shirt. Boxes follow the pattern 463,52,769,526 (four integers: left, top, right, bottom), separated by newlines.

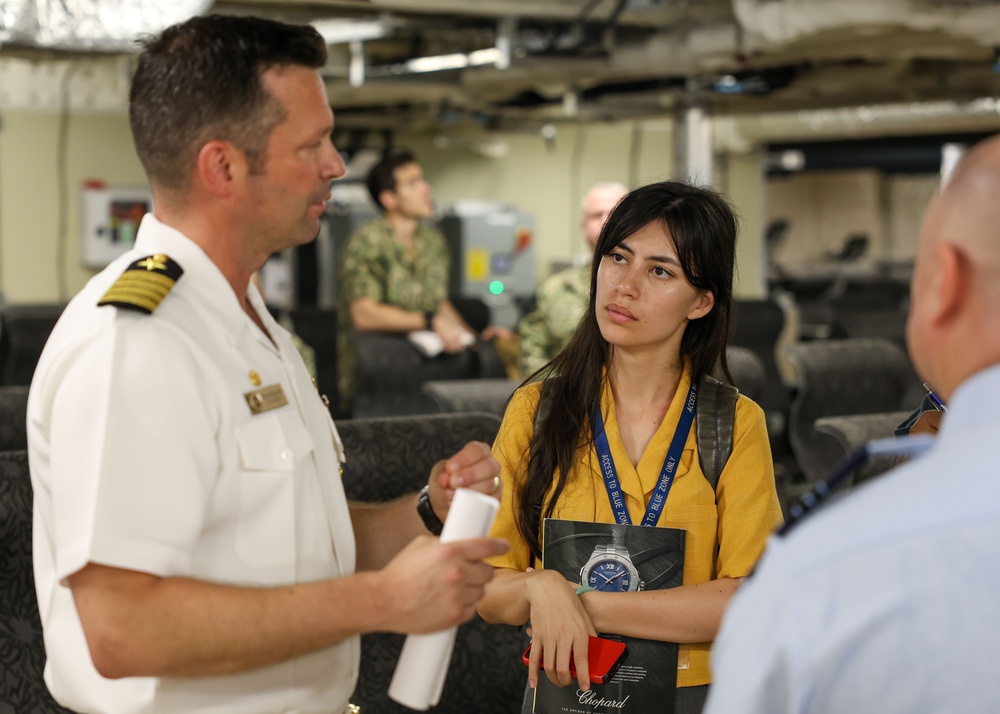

706,363,1000,714
29,214,359,714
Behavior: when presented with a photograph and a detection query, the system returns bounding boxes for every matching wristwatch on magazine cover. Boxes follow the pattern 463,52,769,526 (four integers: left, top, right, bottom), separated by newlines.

580,543,645,592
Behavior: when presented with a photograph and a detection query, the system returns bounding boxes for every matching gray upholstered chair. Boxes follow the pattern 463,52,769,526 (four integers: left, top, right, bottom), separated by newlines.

422,348,765,419
336,412,524,714
0,386,29,451
729,299,798,483
0,304,64,386
827,278,910,349
784,338,915,483
351,333,507,418
724,345,766,403
0,449,76,713
730,299,791,423
422,378,520,417
814,410,914,486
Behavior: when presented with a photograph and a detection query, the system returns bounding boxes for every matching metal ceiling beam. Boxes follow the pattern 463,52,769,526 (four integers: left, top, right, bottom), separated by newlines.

212,0,725,28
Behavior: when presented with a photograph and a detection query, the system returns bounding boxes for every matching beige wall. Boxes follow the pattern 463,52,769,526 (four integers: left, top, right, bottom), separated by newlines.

0,100,768,305
402,121,768,298
766,169,885,268
0,111,147,303
719,151,768,298
401,122,675,280
886,175,938,260
765,169,936,271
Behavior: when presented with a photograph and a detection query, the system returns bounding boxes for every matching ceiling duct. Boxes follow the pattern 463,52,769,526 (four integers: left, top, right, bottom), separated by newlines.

716,97,1000,150
732,0,1000,51
0,0,211,52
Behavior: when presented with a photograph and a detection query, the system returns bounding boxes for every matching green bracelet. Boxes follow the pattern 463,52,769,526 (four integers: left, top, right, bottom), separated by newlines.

575,585,596,596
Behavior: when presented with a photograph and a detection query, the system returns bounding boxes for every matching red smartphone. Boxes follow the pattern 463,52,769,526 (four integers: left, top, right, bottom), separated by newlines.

521,636,627,685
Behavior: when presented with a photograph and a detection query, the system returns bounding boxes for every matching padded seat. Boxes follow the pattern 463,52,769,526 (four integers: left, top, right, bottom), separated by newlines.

729,299,795,477
725,345,766,404
421,348,766,420
785,338,915,483
814,410,913,485
336,412,525,714
0,450,75,713
422,378,520,417
0,304,65,386
828,286,909,349
0,386,29,451
352,333,506,418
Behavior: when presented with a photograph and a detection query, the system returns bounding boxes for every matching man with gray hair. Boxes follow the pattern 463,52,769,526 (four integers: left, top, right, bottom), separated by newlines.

518,182,627,375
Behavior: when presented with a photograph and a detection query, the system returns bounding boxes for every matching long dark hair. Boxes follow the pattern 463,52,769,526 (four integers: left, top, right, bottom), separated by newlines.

514,180,738,561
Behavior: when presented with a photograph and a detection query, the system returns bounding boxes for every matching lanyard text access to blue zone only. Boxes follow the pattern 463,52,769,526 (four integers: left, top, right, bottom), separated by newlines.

589,382,697,528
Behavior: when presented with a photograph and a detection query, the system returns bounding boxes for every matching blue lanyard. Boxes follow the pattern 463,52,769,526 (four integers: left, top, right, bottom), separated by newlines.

590,382,698,527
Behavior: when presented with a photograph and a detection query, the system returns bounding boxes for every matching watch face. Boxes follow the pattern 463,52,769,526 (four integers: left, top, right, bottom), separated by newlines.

585,558,635,592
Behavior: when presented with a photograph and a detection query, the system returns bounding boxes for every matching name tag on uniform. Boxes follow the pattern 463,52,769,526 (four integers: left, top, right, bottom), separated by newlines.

244,384,288,415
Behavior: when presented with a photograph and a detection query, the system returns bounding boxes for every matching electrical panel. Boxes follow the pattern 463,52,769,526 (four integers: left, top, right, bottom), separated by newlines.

80,185,153,268
439,201,536,328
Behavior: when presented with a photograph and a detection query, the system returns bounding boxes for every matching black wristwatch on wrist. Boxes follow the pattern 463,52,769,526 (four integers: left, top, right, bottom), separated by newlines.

424,311,435,329
416,485,443,535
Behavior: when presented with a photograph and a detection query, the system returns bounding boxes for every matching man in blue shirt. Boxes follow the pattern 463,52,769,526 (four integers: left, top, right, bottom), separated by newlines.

707,134,1000,714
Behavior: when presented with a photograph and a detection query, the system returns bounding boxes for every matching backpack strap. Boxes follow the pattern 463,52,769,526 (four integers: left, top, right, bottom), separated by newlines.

695,374,739,492
531,380,556,452
529,373,739,513
528,379,556,528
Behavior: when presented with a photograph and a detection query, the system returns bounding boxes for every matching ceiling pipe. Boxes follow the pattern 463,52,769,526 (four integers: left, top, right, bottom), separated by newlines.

715,97,1000,152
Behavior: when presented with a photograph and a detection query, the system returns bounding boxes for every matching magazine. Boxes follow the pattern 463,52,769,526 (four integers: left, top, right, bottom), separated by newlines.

527,519,685,714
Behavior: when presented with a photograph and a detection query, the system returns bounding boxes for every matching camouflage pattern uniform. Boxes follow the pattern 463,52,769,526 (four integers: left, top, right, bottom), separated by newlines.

337,216,451,408
518,263,591,376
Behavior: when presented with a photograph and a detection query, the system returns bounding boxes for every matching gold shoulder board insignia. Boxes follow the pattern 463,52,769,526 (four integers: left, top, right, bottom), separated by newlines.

97,254,183,314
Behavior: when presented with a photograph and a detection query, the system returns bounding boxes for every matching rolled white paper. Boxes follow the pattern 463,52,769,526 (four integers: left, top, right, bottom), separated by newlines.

388,488,500,710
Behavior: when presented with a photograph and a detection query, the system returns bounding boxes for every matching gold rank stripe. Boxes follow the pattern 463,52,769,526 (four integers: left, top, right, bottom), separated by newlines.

99,288,162,313
101,278,174,300
112,271,176,290
102,279,174,301
99,273,178,313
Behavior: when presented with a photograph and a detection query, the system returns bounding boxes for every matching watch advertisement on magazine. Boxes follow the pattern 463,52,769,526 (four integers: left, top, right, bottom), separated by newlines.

525,519,685,714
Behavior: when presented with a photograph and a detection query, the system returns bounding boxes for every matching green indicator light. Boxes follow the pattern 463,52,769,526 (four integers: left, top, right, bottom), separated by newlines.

488,280,505,295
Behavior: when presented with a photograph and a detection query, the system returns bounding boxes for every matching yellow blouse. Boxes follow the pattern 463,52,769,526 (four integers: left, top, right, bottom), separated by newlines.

488,364,782,687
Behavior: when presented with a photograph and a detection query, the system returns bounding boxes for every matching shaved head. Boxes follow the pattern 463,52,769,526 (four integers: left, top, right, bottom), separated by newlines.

907,135,1000,399
581,182,628,250
928,139,1000,265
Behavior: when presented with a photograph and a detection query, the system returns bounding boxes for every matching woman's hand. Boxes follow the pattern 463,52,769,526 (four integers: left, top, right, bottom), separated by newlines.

523,569,597,692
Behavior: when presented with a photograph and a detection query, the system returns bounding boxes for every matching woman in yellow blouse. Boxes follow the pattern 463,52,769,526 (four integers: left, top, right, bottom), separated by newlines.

477,181,782,713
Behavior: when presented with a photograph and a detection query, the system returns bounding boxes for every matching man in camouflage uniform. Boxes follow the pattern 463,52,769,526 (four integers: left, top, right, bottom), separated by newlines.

338,150,478,409
518,182,627,375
